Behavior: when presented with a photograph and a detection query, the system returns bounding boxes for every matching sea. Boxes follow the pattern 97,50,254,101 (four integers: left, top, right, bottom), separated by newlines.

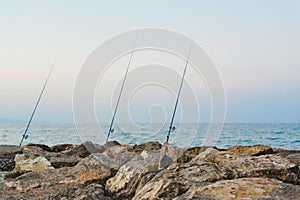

0,123,299,150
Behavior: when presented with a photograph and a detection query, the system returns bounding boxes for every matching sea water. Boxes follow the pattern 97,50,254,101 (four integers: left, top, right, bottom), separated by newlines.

0,123,299,150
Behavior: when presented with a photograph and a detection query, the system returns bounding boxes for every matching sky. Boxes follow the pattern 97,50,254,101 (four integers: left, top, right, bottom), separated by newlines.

0,0,299,123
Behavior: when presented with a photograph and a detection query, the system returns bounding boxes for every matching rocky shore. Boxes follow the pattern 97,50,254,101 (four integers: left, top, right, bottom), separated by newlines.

0,141,300,200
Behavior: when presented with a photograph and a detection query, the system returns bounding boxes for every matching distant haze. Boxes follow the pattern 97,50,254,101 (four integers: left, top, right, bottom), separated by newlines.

0,1,299,123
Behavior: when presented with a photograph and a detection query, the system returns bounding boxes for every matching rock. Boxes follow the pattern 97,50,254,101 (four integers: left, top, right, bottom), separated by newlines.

175,178,300,200
92,146,138,171
47,183,112,200
17,145,82,168
51,144,74,152
275,152,300,166
0,171,11,182
0,145,21,172
106,149,160,198
286,153,300,166
94,141,162,171
104,140,121,147
0,159,15,171
227,145,273,156
48,154,82,168
63,141,120,158
132,161,228,200
25,143,51,152
193,147,300,185
1,155,112,199
1,142,300,199
63,142,94,158
273,148,300,154
177,146,220,163
0,145,22,160
159,143,185,169
69,155,113,184
14,156,54,172
74,184,112,200
21,145,48,158
2,170,26,180
130,141,162,153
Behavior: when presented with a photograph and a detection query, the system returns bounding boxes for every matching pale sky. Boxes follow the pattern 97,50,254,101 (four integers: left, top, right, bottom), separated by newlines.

0,0,299,123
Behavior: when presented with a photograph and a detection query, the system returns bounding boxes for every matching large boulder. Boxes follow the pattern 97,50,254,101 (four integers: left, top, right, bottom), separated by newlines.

106,149,161,199
25,144,51,152
158,143,185,169
275,151,300,166
175,178,300,200
19,145,82,168
63,141,107,158
50,144,74,152
0,145,22,171
226,145,273,156
0,145,22,160
93,141,162,171
14,156,54,172
132,161,228,200
1,155,112,199
286,153,300,166
177,146,220,163
193,147,300,184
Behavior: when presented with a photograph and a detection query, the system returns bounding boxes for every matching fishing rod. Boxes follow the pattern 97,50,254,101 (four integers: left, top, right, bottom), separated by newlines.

106,46,136,142
166,41,194,143
19,65,55,146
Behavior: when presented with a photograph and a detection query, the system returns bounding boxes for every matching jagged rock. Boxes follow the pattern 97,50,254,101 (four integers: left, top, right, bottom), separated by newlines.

63,141,95,158
276,149,300,166
105,140,121,147
0,171,11,182
227,145,273,156
51,144,74,152
21,145,48,158
0,145,22,160
177,147,202,163
14,156,54,172
47,154,82,168
17,145,82,168
193,147,300,184
93,141,162,171
158,143,185,169
286,153,300,166
0,145,21,172
71,155,113,183
175,178,300,200
46,183,112,200
177,146,220,163
1,155,112,199
92,146,138,171
25,143,51,152
130,141,162,153
62,141,121,159
74,184,112,200
132,161,228,200
106,150,160,198
273,148,300,154
0,159,15,171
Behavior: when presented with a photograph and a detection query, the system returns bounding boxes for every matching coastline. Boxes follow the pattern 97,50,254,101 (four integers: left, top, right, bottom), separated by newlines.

1,141,300,199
